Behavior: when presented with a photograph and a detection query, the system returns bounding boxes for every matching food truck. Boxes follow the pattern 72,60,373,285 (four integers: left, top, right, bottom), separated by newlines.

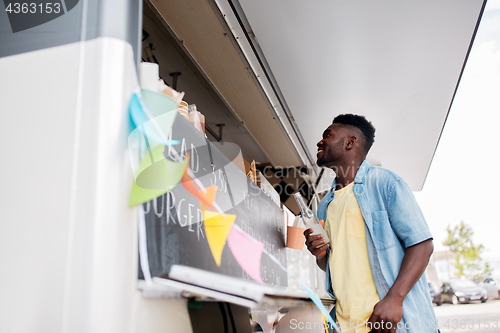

0,0,485,332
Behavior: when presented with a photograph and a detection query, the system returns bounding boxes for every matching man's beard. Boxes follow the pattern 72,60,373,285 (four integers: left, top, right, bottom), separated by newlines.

317,140,344,167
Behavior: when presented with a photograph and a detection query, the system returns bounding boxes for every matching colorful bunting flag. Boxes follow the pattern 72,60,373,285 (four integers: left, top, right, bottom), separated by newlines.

181,169,218,210
227,226,264,284
203,209,236,266
129,145,189,207
129,93,149,128
128,92,179,146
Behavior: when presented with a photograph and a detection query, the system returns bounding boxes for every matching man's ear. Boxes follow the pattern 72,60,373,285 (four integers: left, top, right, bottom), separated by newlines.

345,136,357,150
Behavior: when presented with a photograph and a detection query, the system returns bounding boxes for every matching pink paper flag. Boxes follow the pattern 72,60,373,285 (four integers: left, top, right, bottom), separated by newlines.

227,227,264,284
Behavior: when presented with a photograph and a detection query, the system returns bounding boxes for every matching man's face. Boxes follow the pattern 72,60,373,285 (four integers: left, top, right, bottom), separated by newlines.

316,124,347,167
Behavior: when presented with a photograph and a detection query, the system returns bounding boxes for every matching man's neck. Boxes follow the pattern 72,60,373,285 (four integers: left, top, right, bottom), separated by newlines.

332,160,363,190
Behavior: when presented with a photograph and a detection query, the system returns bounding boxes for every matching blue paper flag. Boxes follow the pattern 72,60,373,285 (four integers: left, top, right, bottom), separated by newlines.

294,278,340,333
128,92,179,146
129,93,149,129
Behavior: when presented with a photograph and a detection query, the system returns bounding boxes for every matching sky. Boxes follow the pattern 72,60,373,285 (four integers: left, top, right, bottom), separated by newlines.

414,0,500,267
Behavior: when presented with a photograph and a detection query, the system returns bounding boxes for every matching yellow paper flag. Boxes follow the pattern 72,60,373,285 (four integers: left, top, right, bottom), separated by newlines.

203,210,236,266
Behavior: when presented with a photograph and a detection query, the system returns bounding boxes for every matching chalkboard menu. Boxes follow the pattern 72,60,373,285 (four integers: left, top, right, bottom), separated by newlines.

141,113,288,287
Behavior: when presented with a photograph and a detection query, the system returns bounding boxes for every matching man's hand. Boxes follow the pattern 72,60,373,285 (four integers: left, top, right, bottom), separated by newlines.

304,229,329,258
304,220,329,271
367,295,403,333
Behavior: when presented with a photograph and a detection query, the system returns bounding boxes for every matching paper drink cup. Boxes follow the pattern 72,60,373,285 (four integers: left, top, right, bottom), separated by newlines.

286,226,306,250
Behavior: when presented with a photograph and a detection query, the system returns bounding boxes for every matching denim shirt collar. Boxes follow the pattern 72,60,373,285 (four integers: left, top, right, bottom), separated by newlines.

354,160,371,184
329,160,371,189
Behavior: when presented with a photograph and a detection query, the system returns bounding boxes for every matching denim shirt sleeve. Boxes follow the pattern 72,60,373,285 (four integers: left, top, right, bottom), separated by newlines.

317,189,336,299
325,249,335,299
317,190,331,221
387,177,433,248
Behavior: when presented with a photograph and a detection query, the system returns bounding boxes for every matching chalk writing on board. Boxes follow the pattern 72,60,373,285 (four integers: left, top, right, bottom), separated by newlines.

142,114,287,287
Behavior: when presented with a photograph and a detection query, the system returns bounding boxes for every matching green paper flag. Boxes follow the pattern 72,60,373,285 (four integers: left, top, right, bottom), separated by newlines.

129,145,189,207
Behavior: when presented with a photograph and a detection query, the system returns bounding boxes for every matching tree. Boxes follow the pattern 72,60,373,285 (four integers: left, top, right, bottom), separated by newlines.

442,221,493,281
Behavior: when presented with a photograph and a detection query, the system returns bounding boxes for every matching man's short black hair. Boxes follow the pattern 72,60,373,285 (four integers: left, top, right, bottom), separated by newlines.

332,114,375,154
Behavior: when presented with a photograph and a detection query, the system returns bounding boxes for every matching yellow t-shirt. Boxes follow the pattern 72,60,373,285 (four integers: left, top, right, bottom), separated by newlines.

325,182,380,333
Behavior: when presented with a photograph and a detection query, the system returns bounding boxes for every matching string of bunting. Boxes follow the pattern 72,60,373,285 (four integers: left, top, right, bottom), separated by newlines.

128,91,341,333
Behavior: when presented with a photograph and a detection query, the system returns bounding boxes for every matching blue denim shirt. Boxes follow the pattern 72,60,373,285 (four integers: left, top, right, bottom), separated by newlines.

318,161,438,333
